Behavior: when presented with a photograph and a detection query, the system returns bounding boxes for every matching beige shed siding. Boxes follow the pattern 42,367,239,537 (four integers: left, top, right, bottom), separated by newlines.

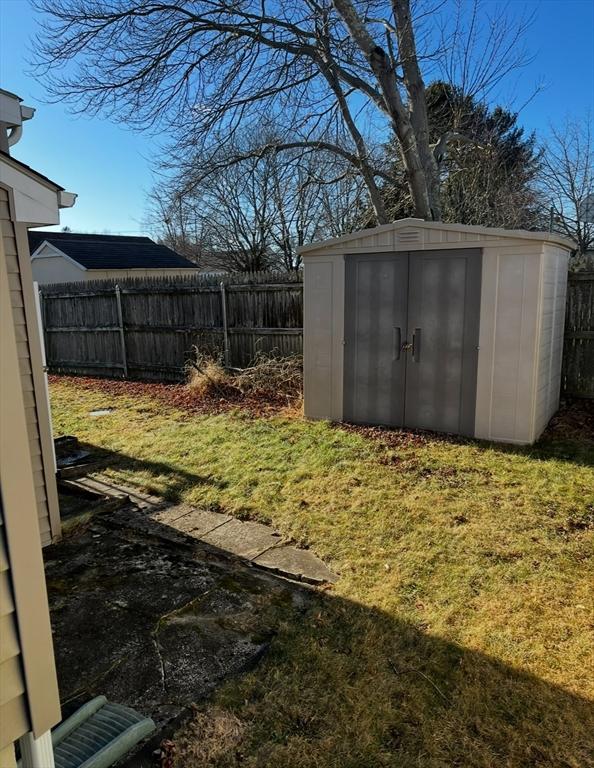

303,256,344,421
1,189,54,546
0,512,29,752
474,245,544,444
533,245,569,437
302,220,572,444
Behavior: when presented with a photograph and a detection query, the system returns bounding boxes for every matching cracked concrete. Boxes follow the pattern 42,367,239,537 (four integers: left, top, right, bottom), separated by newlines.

50,442,337,763
73,473,339,585
45,513,313,758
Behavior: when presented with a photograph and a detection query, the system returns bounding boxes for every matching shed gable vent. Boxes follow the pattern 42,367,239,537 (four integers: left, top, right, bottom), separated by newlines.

396,229,420,244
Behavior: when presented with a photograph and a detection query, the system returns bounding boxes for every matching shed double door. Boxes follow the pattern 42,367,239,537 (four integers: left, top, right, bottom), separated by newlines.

344,249,482,435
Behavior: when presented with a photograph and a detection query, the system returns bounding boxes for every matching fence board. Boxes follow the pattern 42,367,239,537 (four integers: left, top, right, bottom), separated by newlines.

563,272,594,398
39,269,594,396
41,271,303,381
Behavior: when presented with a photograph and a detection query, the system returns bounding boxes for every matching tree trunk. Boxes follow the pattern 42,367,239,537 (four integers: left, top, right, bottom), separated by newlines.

333,0,434,220
392,0,440,220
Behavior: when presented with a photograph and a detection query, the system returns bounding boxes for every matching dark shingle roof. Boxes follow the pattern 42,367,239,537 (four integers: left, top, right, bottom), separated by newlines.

28,231,197,270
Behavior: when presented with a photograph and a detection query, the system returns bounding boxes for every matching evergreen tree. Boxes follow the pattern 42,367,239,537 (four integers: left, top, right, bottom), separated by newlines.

380,82,543,228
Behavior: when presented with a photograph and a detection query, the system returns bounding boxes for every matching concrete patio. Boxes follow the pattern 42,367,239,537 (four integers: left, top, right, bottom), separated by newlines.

46,440,337,765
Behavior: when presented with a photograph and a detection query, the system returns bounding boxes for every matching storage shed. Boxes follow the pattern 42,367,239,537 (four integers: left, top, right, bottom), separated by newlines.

302,219,573,445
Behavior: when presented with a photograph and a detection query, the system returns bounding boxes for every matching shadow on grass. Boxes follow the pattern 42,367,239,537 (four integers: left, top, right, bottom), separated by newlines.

67,440,229,503
47,497,594,768
231,595,594,768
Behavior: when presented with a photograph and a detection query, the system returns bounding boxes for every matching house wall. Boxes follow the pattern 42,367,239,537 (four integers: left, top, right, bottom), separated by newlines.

1,215,61,758
302,222,571,445
1,186,61,546
31,247,84,284
0,506,28,765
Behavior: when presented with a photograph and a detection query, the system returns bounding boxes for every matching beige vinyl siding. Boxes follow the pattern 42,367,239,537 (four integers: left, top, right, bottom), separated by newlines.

0,512,29,752
0,168,63,750
1,188,55,546
0,745,17,768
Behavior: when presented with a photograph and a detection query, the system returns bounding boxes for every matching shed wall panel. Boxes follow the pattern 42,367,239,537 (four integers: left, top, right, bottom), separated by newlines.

304,261,334,420
304,256,344,421
534,244,569,436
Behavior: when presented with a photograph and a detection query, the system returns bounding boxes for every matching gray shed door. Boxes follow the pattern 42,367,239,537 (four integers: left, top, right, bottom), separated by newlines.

344,254,408,425
344,249,482,435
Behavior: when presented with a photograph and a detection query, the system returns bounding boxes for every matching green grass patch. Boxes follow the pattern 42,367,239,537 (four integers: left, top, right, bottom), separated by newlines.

50,378,594,767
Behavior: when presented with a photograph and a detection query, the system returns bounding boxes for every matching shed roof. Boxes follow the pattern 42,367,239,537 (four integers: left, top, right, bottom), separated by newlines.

28,231,197,270
299,218,575,255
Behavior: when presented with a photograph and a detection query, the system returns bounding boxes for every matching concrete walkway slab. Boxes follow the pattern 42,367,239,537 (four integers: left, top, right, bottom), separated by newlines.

201,519,284,560
254,545,339,585
84,472,339,585
153,506,231,537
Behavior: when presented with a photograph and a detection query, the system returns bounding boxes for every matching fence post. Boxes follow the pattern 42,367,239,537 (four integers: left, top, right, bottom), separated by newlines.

220,281,230,367
114,284,128,378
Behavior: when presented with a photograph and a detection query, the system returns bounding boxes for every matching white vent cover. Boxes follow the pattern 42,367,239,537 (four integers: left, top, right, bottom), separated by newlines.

396,229,420,243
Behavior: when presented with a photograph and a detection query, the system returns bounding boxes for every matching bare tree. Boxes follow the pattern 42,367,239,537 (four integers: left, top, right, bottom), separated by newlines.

147,132,367,271
33,0,533,223
540,117,594,264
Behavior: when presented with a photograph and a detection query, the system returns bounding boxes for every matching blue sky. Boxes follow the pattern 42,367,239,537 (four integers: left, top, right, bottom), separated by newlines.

1,0,593,234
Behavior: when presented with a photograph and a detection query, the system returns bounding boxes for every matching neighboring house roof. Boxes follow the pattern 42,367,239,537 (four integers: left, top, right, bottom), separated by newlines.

28,231,198,270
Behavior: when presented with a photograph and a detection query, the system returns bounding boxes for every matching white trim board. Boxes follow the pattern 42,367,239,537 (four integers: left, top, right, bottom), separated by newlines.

29,241,87,270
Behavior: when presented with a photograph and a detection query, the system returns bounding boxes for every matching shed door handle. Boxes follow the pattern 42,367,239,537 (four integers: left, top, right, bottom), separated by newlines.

393,327,401,360
412,328,421,362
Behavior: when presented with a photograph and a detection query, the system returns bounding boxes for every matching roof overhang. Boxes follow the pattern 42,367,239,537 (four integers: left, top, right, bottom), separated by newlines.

0,152,76,226
299,218,575,256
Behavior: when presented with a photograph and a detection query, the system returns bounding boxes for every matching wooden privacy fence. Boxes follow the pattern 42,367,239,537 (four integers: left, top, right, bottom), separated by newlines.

40,269,593,396
563,272,594,398
40,271,303,381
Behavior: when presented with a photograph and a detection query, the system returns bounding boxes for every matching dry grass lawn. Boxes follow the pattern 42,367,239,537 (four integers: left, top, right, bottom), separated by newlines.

50,377,594,768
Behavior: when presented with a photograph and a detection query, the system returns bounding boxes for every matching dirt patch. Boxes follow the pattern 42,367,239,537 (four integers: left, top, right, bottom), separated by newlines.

542,398,594,444
341,400,594,452
50,374,301,418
